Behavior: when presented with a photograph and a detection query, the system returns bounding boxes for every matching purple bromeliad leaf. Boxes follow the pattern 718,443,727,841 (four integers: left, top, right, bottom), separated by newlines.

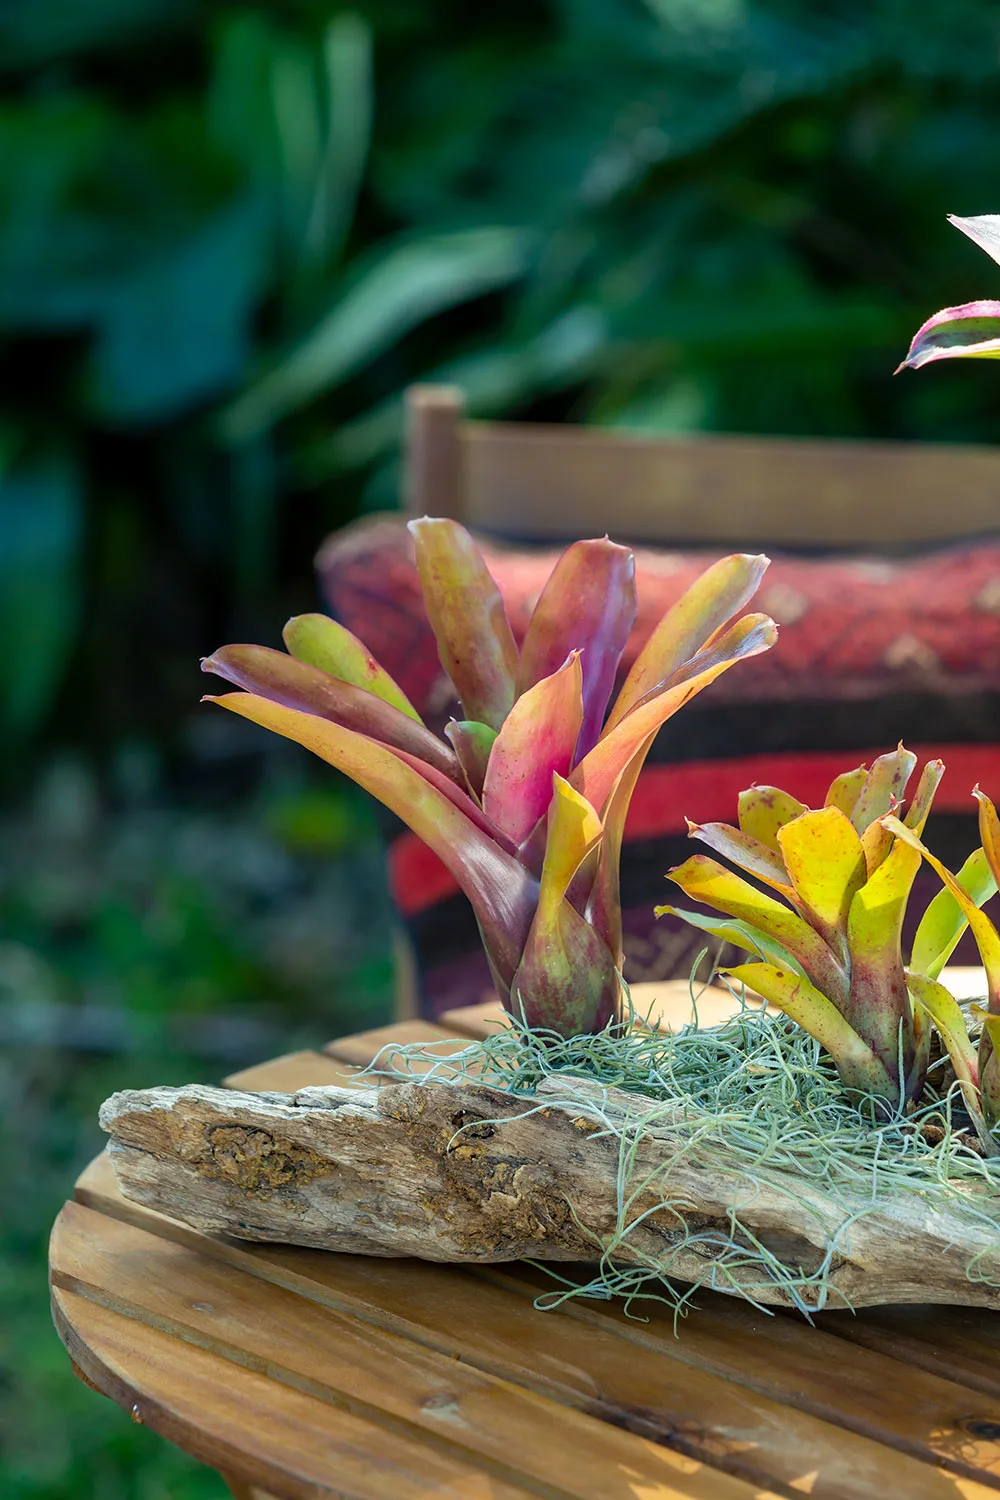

517,538,636,761
202,644,461,782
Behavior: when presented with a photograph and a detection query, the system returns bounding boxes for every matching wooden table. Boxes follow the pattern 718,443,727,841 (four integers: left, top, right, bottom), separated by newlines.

50,990,1000,1500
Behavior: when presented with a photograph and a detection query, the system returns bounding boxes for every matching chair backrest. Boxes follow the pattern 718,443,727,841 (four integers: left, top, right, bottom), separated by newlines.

404,385,1000,548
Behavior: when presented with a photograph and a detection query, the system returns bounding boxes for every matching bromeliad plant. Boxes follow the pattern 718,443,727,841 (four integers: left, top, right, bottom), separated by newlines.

900,214,1000,370
661,750,1000,1150
203,519,776,1038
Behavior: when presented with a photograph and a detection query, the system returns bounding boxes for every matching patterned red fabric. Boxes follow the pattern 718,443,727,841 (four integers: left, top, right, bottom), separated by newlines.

318,516,1000,717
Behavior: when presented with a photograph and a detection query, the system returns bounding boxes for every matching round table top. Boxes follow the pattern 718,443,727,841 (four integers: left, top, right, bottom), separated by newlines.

51,985,1000,1500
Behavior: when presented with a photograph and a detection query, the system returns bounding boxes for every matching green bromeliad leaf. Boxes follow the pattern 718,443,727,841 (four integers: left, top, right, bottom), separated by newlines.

825,765,868,819
905,972,982,1125
282,612,422,722
850,746,916,834
444,719,497,798
888,816,1000,1014
724,962,896,1098
655,902,806,976
910,847,995,980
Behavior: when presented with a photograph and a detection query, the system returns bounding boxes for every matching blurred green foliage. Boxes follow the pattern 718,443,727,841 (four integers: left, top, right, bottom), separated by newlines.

0,759,394,1498
5,0,1000,754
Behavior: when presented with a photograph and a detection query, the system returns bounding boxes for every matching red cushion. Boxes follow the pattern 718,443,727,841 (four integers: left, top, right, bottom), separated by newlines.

319,516,1000,717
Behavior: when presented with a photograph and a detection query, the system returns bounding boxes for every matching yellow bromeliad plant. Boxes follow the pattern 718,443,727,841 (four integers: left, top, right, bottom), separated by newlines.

661,748,1000,1151
202,518,776,1038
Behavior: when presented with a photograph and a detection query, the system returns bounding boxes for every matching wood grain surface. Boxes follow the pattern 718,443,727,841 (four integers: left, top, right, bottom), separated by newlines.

52,997,1000,1500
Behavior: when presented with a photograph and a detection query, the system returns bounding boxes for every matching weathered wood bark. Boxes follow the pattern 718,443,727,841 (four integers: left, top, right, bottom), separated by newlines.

100,1075,1000,1311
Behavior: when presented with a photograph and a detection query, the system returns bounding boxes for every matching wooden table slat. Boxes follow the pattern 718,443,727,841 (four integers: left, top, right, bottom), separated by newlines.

55,1010,1000,1500
438,983,778,1043
323,1019,475,1071
73,1149,1000,1500
53,1199,782,1500
53,1284,537,1500
490,1264,1000,1487
224,1050,363,1094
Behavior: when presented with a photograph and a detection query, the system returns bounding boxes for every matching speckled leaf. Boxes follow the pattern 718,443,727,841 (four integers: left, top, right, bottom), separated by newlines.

737,786,807,853
850,747,916,834
666,854,848,1005
777,806,867,953
845,838,922,1083
686,819,794,898
282,613,421,721
905,759,945,834
408,517,518,731
825,766,868,819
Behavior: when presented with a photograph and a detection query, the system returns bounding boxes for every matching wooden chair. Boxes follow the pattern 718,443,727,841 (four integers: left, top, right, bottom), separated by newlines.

404,384,1000,545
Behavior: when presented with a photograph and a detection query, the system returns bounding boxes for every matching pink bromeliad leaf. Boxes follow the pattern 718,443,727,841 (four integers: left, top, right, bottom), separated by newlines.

897,302,1000,371
516,538,636,760
408,517,518,731
572,612,777,817
605,553,769,733
510,775,620,1036
899,215,1000,371
202,645,461,783
205,691,539,997
482,652,584,846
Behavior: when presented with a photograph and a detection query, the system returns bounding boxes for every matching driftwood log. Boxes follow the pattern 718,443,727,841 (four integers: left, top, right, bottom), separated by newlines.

100,1074,1000,1311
